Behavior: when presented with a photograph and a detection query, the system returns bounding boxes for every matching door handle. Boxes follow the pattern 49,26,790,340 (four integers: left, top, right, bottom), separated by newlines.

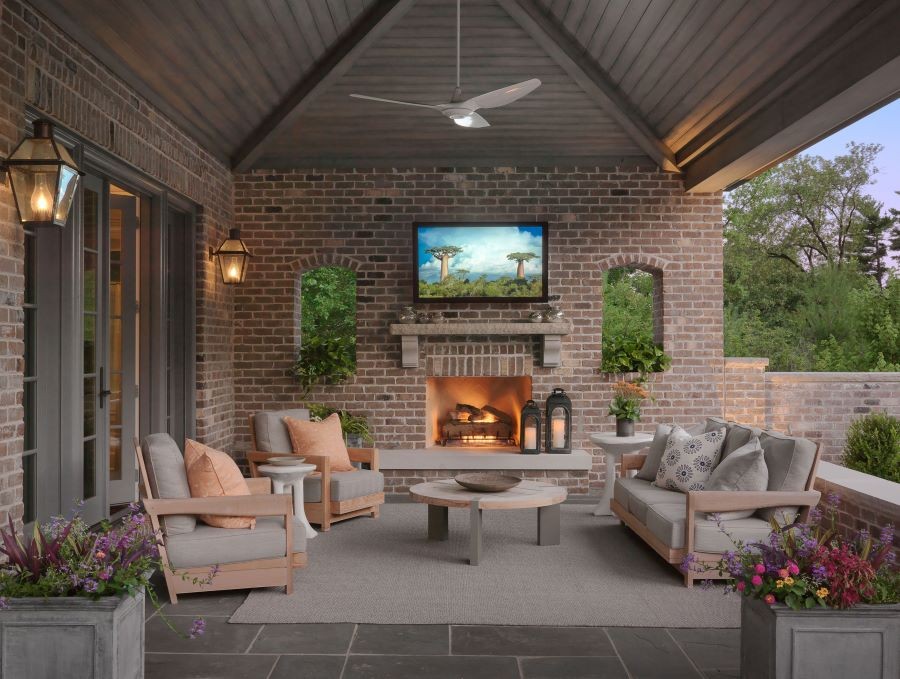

99,367,111,409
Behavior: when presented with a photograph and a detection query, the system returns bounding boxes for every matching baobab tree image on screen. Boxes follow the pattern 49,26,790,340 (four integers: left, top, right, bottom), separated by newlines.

416,224,545,299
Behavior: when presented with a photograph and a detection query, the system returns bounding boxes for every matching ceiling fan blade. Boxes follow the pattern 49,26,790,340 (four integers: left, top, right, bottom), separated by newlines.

463,78,541,110
349,94,439,110
454,111,490,128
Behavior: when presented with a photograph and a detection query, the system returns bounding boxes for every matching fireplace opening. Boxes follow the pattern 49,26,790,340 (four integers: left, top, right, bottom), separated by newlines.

425,376,532,449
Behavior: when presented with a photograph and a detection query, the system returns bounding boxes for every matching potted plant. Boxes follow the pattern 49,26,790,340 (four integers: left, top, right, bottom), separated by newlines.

0,504,206,679
684,495,899,679
607,380,650,437
307,402,373,448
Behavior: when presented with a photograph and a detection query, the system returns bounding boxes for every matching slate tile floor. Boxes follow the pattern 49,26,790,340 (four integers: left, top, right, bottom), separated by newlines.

145,591,741,679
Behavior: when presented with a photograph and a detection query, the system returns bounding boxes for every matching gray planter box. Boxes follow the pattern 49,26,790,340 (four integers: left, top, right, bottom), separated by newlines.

0,590,144,679
741,595,900,679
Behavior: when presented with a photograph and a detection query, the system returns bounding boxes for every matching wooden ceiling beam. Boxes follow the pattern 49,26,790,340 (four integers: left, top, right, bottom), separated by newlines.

497,0,679,173
231,0,416,172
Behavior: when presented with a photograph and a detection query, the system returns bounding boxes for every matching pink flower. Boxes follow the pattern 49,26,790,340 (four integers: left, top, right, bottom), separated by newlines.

787,562,800,576
763,594,776,605
777,568,789,579
751,575,763,587
754,563,766,575
736,581,746,592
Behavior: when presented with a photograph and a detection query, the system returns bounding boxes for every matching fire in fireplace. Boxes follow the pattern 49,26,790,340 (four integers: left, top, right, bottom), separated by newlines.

425,376,532,449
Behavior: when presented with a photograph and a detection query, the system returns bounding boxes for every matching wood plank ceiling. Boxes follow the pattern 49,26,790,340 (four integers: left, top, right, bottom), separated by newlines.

30,0,884,178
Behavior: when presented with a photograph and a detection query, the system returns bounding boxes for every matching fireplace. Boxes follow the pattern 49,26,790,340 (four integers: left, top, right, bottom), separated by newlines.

425,376,532,449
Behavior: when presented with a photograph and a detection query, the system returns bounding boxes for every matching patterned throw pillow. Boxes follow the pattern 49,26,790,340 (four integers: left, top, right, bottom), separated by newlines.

654,426,726,493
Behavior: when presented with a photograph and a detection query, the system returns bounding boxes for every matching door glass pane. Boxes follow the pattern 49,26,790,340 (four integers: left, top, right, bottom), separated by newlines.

23,227,37,524
83,314,96,374
82,184,101,502
22,453,36,524
83,252,97,312
83,376,96,437
23,380,36,451
83,439,96,500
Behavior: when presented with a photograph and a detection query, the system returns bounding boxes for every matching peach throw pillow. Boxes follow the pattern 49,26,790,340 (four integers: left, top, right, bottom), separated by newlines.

284,413,355,472
184,439,256,529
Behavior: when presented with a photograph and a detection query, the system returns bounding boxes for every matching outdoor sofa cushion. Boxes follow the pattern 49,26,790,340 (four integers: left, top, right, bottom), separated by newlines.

164,516,307,569
756,431,818,523
703,438,768,520
141,433,195,536
304,469,384,504
654,426,725,492
184,439,255,530
252,408,310,453
612,477,683,523
705,417,761,459
285,413,355,472
636,422,705,481
645,502,772,552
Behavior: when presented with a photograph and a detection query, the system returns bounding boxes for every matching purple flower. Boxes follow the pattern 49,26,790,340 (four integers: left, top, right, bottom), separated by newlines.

680,553,697,572
808,506,822,523
98,566,113,581
811,564,827,580
189,618,206,639
83,578,99,593
826,492,841,508
700,579,714,591
878,524,894,548
0,597,8,609
857,528,870,544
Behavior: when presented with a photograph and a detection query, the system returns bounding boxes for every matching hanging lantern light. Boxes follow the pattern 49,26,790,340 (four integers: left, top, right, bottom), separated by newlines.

545,387,572,454
520,399,542,454
2,120,82,228
211,228,252,284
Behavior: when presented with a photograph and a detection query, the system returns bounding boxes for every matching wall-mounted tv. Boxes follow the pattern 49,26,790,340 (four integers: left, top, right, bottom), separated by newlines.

413,222,548,303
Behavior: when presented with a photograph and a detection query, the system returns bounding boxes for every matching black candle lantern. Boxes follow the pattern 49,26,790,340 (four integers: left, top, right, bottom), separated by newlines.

211,228,252,284
519,399,542,454
545,387,572,454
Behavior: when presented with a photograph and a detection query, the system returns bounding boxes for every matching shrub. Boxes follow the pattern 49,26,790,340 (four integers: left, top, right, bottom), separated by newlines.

842,412,900,483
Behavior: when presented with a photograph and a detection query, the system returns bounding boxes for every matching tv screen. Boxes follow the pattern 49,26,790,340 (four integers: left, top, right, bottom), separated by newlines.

413,222,548,303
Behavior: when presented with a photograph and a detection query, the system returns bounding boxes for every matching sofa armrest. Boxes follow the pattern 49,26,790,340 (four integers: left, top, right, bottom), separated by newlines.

348,447,378,471
144,493,292,518
620,453,646,478
245,477,272,495
686,490,821,513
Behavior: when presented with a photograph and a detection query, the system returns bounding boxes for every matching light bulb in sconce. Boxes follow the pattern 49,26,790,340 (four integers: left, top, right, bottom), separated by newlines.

227,264,240,281
30,175,54,221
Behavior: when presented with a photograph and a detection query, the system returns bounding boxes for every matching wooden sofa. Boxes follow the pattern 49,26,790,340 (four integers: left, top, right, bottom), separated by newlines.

610,421,822,587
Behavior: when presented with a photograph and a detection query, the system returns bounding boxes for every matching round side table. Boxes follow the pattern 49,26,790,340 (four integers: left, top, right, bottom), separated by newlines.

588,432,653,516
258,463,318,539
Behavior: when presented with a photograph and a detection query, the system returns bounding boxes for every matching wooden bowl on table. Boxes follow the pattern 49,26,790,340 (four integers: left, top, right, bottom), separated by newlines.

454,472,522,493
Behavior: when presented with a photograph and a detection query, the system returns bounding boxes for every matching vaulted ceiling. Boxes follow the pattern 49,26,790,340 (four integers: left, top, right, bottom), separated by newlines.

30,0,900,190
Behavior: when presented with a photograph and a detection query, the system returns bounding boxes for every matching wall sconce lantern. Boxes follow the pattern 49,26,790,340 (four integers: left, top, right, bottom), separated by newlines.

520,399,542,454
2,120,82,228
210,228,252,284
545,387,572,454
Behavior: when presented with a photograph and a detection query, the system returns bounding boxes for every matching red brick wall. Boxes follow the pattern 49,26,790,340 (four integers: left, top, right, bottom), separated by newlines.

232,167,724,492
723,358,769,428
0,0,235,522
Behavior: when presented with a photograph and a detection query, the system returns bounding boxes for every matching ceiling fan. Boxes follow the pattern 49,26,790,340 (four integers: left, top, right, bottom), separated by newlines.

349,0,541,128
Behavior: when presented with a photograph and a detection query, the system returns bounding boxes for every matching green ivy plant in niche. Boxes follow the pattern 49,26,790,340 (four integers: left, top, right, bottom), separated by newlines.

600,335,671,375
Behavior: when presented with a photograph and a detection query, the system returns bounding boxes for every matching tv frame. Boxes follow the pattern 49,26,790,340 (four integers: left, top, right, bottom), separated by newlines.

412,221,549,304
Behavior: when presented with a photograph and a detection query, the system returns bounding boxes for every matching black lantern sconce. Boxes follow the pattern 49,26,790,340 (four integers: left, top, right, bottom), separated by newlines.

210,228,252,284
520,399,542,454
2,120,82,228
545,387,572,454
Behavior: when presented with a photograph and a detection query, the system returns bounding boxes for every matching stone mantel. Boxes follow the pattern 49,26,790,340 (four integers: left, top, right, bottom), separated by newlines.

389,321,572,368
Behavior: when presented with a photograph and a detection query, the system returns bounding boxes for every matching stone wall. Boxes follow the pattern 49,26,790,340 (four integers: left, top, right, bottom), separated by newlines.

232,167,724,493
0,0,235,522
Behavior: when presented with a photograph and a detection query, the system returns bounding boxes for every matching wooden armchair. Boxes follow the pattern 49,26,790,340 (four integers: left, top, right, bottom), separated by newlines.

135,435,307,603
245,411,385,531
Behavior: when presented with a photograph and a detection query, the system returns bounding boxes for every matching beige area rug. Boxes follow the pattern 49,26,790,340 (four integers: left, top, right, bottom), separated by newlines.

229,503,739,627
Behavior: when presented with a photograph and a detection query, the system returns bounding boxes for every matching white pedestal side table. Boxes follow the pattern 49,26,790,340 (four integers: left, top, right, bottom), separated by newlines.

258,463,318,539
589,432,653,516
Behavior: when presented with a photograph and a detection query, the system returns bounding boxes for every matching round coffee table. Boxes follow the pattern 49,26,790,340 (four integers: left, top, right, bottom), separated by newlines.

588,432,653,516
258,463,318,539
409,479,567,565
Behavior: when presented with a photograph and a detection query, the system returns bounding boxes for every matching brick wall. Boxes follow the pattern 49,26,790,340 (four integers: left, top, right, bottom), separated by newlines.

232,167,724,493
723,358,769,428
0,0,235,522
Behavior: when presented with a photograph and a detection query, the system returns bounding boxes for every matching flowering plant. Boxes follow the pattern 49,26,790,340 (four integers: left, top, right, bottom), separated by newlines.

683,494,898,610
0,504,207,638
608,380,651,421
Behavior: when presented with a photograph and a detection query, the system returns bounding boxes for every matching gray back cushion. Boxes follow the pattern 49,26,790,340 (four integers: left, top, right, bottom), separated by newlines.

704,437,768,520
705,418,762,460
253,409,310,453
756,431,818,523
636,422,706,481
142,433,195,535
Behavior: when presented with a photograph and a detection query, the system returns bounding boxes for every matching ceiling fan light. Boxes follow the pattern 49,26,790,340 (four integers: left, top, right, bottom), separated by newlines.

452,115,474,127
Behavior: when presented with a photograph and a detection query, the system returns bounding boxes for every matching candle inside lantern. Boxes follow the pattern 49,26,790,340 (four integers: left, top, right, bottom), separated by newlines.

524,424,537,450
551,416,566,449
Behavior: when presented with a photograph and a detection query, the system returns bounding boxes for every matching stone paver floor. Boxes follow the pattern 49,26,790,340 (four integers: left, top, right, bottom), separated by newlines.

145,590,740,679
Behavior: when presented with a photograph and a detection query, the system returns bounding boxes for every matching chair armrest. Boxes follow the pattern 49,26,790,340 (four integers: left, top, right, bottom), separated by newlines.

348,447,378,471
620,453,646,478
246,477,271,495
143,493,292,518
686,490,821,513
304,454,331,475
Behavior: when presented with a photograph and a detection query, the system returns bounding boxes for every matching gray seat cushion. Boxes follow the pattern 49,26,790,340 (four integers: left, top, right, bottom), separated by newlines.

142,433,195,536
165,516,307,569
756,431,818,523
612,477,682,522
253,409,310,453
645,502,772,552
636,422,705,481
304,469,384,503
703,438,768,520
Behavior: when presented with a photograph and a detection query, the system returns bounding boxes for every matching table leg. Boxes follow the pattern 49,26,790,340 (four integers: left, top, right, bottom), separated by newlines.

538,504,561,546
469,501,482,566
592,451,618,516
291,477,317,539
428,505,448,541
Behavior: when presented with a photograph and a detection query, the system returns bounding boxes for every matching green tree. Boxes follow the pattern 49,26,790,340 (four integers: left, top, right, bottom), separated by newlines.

425,245,462,281
506,252,537,279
